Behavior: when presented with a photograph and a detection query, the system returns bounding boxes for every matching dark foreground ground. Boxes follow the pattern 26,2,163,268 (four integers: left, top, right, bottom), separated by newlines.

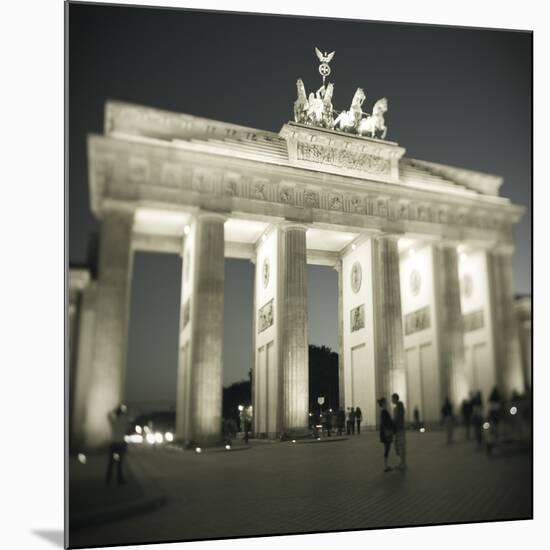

68,429,532,548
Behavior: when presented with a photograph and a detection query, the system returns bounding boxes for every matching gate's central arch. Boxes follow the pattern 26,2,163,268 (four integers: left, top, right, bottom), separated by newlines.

71,97,525,448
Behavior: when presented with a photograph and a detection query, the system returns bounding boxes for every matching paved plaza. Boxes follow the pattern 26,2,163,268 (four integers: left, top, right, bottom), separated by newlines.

69,429,532,548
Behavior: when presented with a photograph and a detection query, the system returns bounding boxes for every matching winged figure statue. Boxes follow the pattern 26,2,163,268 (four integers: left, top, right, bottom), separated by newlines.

315,47,335,64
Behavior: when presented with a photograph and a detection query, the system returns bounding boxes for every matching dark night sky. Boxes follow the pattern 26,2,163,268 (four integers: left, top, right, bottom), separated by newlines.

68,3,532,408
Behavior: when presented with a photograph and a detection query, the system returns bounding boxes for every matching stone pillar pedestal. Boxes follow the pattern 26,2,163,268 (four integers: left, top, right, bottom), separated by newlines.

372,236,406,403
84,207,134,449
488,246,524,394
281,225,309,434
433,244,468,405
177,213,225,446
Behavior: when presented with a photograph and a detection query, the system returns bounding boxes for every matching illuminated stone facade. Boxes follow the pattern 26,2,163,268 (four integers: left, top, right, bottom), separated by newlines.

70,100,528,447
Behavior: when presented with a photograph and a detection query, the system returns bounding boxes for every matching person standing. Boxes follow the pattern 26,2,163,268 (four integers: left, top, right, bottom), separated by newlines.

105,404,129,485
378,398,395,472
413,406,421,430
355,406,363,435
461,395,473,440
349,407,356,435
391,393,406,469
441,397,455,444
337,408,345,436
471,391,484,449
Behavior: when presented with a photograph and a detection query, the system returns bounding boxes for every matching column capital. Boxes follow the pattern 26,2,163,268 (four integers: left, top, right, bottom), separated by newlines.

194,210,228,223
280,221,308,233
373,232,404,243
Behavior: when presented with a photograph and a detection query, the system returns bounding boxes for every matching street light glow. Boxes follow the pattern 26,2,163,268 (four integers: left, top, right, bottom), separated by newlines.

165,432,174,442
77,453,87,464
483,422,490,430
195,447,202,454
510,407,518,415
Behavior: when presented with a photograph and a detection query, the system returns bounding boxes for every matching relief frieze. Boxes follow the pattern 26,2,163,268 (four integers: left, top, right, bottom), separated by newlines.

297,142,391,175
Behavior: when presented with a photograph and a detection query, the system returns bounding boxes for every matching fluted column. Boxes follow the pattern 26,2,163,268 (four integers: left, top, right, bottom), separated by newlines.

84,207,134,449
433,244,468,405
281,224,309,433
188,213,226,445
335,259,345,408
488,246,523,394
372,236,406,402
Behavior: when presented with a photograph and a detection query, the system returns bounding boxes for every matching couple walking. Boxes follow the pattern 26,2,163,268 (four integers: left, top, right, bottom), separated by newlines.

378,393,406,472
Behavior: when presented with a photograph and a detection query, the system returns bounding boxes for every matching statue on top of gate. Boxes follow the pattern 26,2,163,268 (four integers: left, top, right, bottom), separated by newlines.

292,47,390,140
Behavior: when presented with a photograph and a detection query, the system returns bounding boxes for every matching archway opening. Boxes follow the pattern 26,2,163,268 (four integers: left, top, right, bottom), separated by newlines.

307,265,339,417
222,258,254,429
126,251,181,433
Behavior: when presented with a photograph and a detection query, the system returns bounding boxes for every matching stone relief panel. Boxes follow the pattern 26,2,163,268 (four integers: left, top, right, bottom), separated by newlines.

438,208,449,224
129,157,150,184
349,195,364,214
279,185,295,205
397,202,409,220
223,172,240,196
377,199,388,218
463,309,484,332
258,299,274,333
251,178,268,200
303,190,320,208
460,273,474,299
409,269,421,296
262,257,270,288
161,163,182,188
404,306,431,335
350,262,362,294
297,142,391,175
181,299,190,330
350,304,365,333
418,204,429,222
329,193,343,211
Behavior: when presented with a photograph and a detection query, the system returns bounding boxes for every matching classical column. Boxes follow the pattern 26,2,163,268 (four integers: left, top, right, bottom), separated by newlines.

433,244,468,405
281,224,309,433
83,207,134,449
371,235,406,403
335,259,345,409
488,246,524,394
186,213,226,445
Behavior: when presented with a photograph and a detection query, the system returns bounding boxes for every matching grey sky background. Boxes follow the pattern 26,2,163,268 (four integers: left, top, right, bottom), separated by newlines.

68,3,532,407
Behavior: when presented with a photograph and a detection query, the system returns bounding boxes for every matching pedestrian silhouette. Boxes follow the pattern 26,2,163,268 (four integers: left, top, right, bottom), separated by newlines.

392,393,406,469
413,406,420,430
441,397,454,444
105,404,128,485
355,406,363,435
378,397,395,472
471,391,484,449
461,394,473,440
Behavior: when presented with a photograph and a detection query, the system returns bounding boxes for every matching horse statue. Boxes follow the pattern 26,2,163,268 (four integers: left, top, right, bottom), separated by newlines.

293,79,309,124
357,97,388,139
332,88,366,133
320,82,335,128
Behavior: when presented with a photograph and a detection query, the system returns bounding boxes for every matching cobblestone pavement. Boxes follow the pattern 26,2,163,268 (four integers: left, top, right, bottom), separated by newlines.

69,430,532,548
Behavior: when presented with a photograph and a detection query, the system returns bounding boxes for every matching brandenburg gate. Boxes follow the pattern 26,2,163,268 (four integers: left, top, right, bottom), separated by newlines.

69,56,527,449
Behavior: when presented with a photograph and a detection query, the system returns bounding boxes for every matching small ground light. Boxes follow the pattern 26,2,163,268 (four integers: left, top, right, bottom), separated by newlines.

113,453,120,462
165,432,174,442
238,405,244,412
77,453,87,464
135,425,142,434
195,447,202,454
225,444,231,450
146,433,156,444
317,437,321,441
292,439,296,443
420,427,426,433
155,432,163,443
510,406,518,415
483,422,490,430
